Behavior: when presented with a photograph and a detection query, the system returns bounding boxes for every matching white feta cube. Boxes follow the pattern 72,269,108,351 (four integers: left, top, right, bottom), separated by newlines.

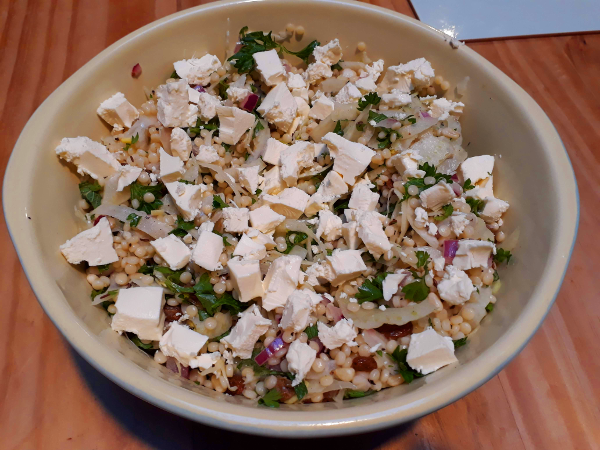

318,318,358,349
334,82,363,104
60,217,118,266
217,106,256,145
286,340,317,386
156,80,198,128
280,289,322,332
382,271,408,301
97,92,139,130
316,210,342,241
232,234,267,260
286,72,306,90
196,92,222,120
303,62,333,84
313,39,342,65
192,229,224,271
355,59,384,92
449,212,470,236
222,207,249,233
280,141,313,187
192,352,221,370
55,137,121,180
460,155,495,185
262,138,288,166
226,86,251,104
322,133,376,185
165,181,206,221
348,183,380,211
159,147,185,182
393,58,435,88
305,170,348,216
150,234,191,270
464,176,495,200
380,89,412,108
437,265,475,305
354,210,392,259
249,205,285,233
389,150,421,175
235,165,261,194
260,165,286,195
262,255,303,311
327,249,367,286
406,327,457,375
377,67,412,93
111,286,165,341
196,145,220,164
159,322,209,367
429,97,464,121
261,187,310,219
480,198,509,223
257,83,298,133
452,240,495,270
227,260,264,302
170,127,192,161
117,165,142,192
304,259,336,286
252,49,286,86
222,304,271,359
187,86,201,104
419,181,455,211
173,54,221,86
342,221,361,250
247,228,276,249
309,95,335,120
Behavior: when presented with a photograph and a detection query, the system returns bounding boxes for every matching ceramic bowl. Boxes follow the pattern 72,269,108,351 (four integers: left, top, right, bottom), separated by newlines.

3,0,578,437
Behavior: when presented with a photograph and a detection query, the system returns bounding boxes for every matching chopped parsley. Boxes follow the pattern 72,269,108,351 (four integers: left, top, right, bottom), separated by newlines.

333,120,345,136
367,110,388,124
281,230,308,254
170,70,180,79
485,302,494,312
376,128,400,149
355,121,366,132
253,120,265,138
493,270,500,282
434,204,454,221
331,61,343,71
130,182,166,214
356,272,389,304
218,79,229,99
401,251,430,302
333,198,350,211
169,215,195,237
192,273,246,316
401,163,453,202
404,115,417,124
304,324,318,339
358,92,381,111
453,337,468,349
210,330,231,342
493,248,513,264
463,178,475,191
389,347,423,383
344,389,376,399
123,133,139,151
465,197,485,216
212,194,229,209
78,181,102,209
127,212,142,227
237,358,285,377
90,286,107,300
128,333,154,350
189,116,219,135
258,389,282,408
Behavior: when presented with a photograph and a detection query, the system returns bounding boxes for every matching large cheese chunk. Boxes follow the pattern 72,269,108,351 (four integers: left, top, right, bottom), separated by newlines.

452,240,495,270
437,265,475,305
262,255,303,311
280,141,313,187
248,205,285,233
327,249,368,286
280,289,322,332
322,133,376,185
222,304,271,358
222,207,250,233
55,137,121,180
173,54,221,86
97,92,139,130
406,327,457,375
419,181,455,211
165,181,206,221
151,234,191,270
262,138,288,166
170,127,192,161
159,147,185,183
257,83,298,133
460,155,495,185
156,80,198,128
191,229,223,271
348,183,379,211
261,187,310,219
312,39,343,66
317,318,358,349
217,106,256,145
228,259,264,302
316,210,342,241
60,217,118,266
232,234,267,260
286,340,317,386
252,49,286,86
159,322,210,367
111,286,165,341
305,170,348,216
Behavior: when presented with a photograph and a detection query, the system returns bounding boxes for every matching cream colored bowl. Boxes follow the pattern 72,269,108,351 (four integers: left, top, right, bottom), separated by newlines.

3,0,578,437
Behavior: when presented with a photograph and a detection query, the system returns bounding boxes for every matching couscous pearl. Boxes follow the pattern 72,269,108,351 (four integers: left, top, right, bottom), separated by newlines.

461,306,475,320
424,176,436,185
92,279,105,290
107,304,117,314
311,393,323,403
319,375,334,386
408,198,421,209
185,305,198,317
388,374,402,386
180,272,193,284
115,273,129,285
450,315,463,325
265,375,278,389
386,340,398,353
463,225,474,237
440,80,450,91
154,350,167,364
295,25,305,36
483,272,494,285
496,231,506,242
460,322,472,334
335,368,355,382
208,342,220,352
357,41,367,51
358,344,371,357
205,318,218,330
312,358,326,372
243,389,258,400
347,302,360,313
167,298,179,307
309,341,320,352
369,369,380,381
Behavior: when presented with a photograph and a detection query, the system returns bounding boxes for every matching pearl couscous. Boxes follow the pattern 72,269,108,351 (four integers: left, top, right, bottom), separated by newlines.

57,26,513,407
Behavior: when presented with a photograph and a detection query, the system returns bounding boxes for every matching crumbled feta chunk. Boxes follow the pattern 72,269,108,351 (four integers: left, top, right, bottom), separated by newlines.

170,127,192,161
248,205,285,233
232,234,267,260
117,165,142,192
253,49,286,86
60,217,118,266
342,221,361,250
235,165,261,194
55,137,121,180
449,212,470,236
257,83,298,133
193,352,221,370
406,327,457,375
379,90,411,109
159,147,185,182
464,175,495,200
192,229,223,271
222,207,250,233
261,187,310,219
260,165,286,195
382,271,408,301
159,322,209,367
355,59,384,92
280,289,322,332
353,210,392,259
460,155,494,185
318,318,358,349
227,260,264,302
217,106,256,145
151,234,191,270
348,183,380,211
316,210,342,241
196,145,220,164
156,80,198,128
419,181,455,211
97,92,139,130
196,92,222,120
111,286,165,340
173,54,221,86
429,97,465,121
334,82,363,104
262,138,288,166
280,141,313,187
327,249,368,286
322,133,376,185
414,206,429,227
262,255,303,311
165,181,206,221
393,58,435,88
480,198,509,223
226,86,251,104
247,228,276,249
222,304,271,359
437,265,475,305
389,149,421,175
286,340,317,386
452,240,495,270
309,95,335,120
377,66,412,93
305,170,348,216
313,39,342,66
286,72,306,89
303,62,333,84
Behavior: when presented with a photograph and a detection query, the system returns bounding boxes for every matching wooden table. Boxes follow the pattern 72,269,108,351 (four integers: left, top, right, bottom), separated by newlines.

1,1,598,448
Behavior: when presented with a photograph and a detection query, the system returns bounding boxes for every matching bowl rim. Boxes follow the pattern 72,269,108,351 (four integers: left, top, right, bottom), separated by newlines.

3,0,579,438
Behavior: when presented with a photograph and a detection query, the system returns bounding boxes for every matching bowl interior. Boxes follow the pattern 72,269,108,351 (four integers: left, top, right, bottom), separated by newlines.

4,0,577,437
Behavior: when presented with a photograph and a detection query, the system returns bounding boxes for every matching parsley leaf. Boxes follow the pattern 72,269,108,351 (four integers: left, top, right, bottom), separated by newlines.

258,389,282,408
253,120,265,138
415,250,430,268
333,198,350,211
293,380,308,400
212,194,229,209
368,110,388,124
192,273,246,316
376,128,400,149
453,337,468,349
130,182,166,214
311,165,333,190
90,286,107,300
284,40,320,64
237,359,284,377
494,248,513,264
401,163,453,202
485,302,494,312
218,79,229,99
465,197,485,216
355,121,366,132
170,70,180,79
333,120,344,136
128,333,154,350
281,231,308,254
210,330,230,342
138,262,156,275
389,347,423,383
304,324,318,339
401,278,429,302
188,116,219,135
127,212,142,227
169,215,195,237
96,264,111,274
405,115,417,124
79,181,102,209
463,178,475,191
493,270,500,282
344,389,376,399
358,92,381,111
356,272,389,304
331,61,343,71
434,204,454,221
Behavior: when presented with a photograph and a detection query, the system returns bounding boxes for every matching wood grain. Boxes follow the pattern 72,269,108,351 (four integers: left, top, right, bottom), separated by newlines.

0,0,598,449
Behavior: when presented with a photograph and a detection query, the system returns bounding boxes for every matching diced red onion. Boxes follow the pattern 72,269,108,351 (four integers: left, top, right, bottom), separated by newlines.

93,215,106,226
444,239,459,264
254,335,288,365
320,295,332,305
420,111,431,118
192,84,206,93
274,314,282,324
239,93,259,112
487,256,493,268
451,182,463,196
451,173,459,182
131,63,142,78
326,303,344,323
310,337,325,355
180,365,190,379
234,43,243,53
166,357,178,373
282,61,292,73
375,118,399,128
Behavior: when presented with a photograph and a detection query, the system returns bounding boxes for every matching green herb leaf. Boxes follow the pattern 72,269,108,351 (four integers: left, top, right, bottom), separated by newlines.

401,163,453,202
131,133,139,145
465,197,485,216
344,389,376,399
376,350,383,357
96,263,111,274
333,120,344,136
138,262,155,275
434,204,454,221
188,116,219,135
493,270,500,282
79,181,102,209
405,115,417,124
485,302,494,312
401,278,430,302
238,358,284,377
389,347,423,383
358,92,381,111
284,40,320,64
128,333,153,350
127,212,142,227
210,330,231,342
356,121,366,131
192,273,246,316
368,110,388,124
454,337,468,349
253,120,265,138
415,250,430,268
331,61,343,71
170,70,180,79
356,272,389,304
169,215,195,237
463,178,475,191
281,230,308,254
212,194,229,209
304,324,318,339
494,248,513,264
333,198,350,211
218,79,230,99
90,286,108,300
258,389,282,408
294,381,308,400
130,182,166,214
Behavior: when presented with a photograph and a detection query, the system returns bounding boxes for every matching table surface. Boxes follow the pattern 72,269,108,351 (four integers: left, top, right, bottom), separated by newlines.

1,1,599,449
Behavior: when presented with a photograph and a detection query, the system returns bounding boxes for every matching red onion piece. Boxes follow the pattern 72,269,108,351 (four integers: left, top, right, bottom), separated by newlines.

451,173,459,182
180,365,190,379
451,182,463,196
326,303,344,323
239,93,259,112
254,335,288,365
192,84,206,93
282,61,292,73
131,63,142,78
93,215,106,226
375,118,399,128
362,329,388,348
420,111,431,118
166,357,178,373
320,295,332,305
310,337,325,355
444,239,459,264
234,43,243,53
